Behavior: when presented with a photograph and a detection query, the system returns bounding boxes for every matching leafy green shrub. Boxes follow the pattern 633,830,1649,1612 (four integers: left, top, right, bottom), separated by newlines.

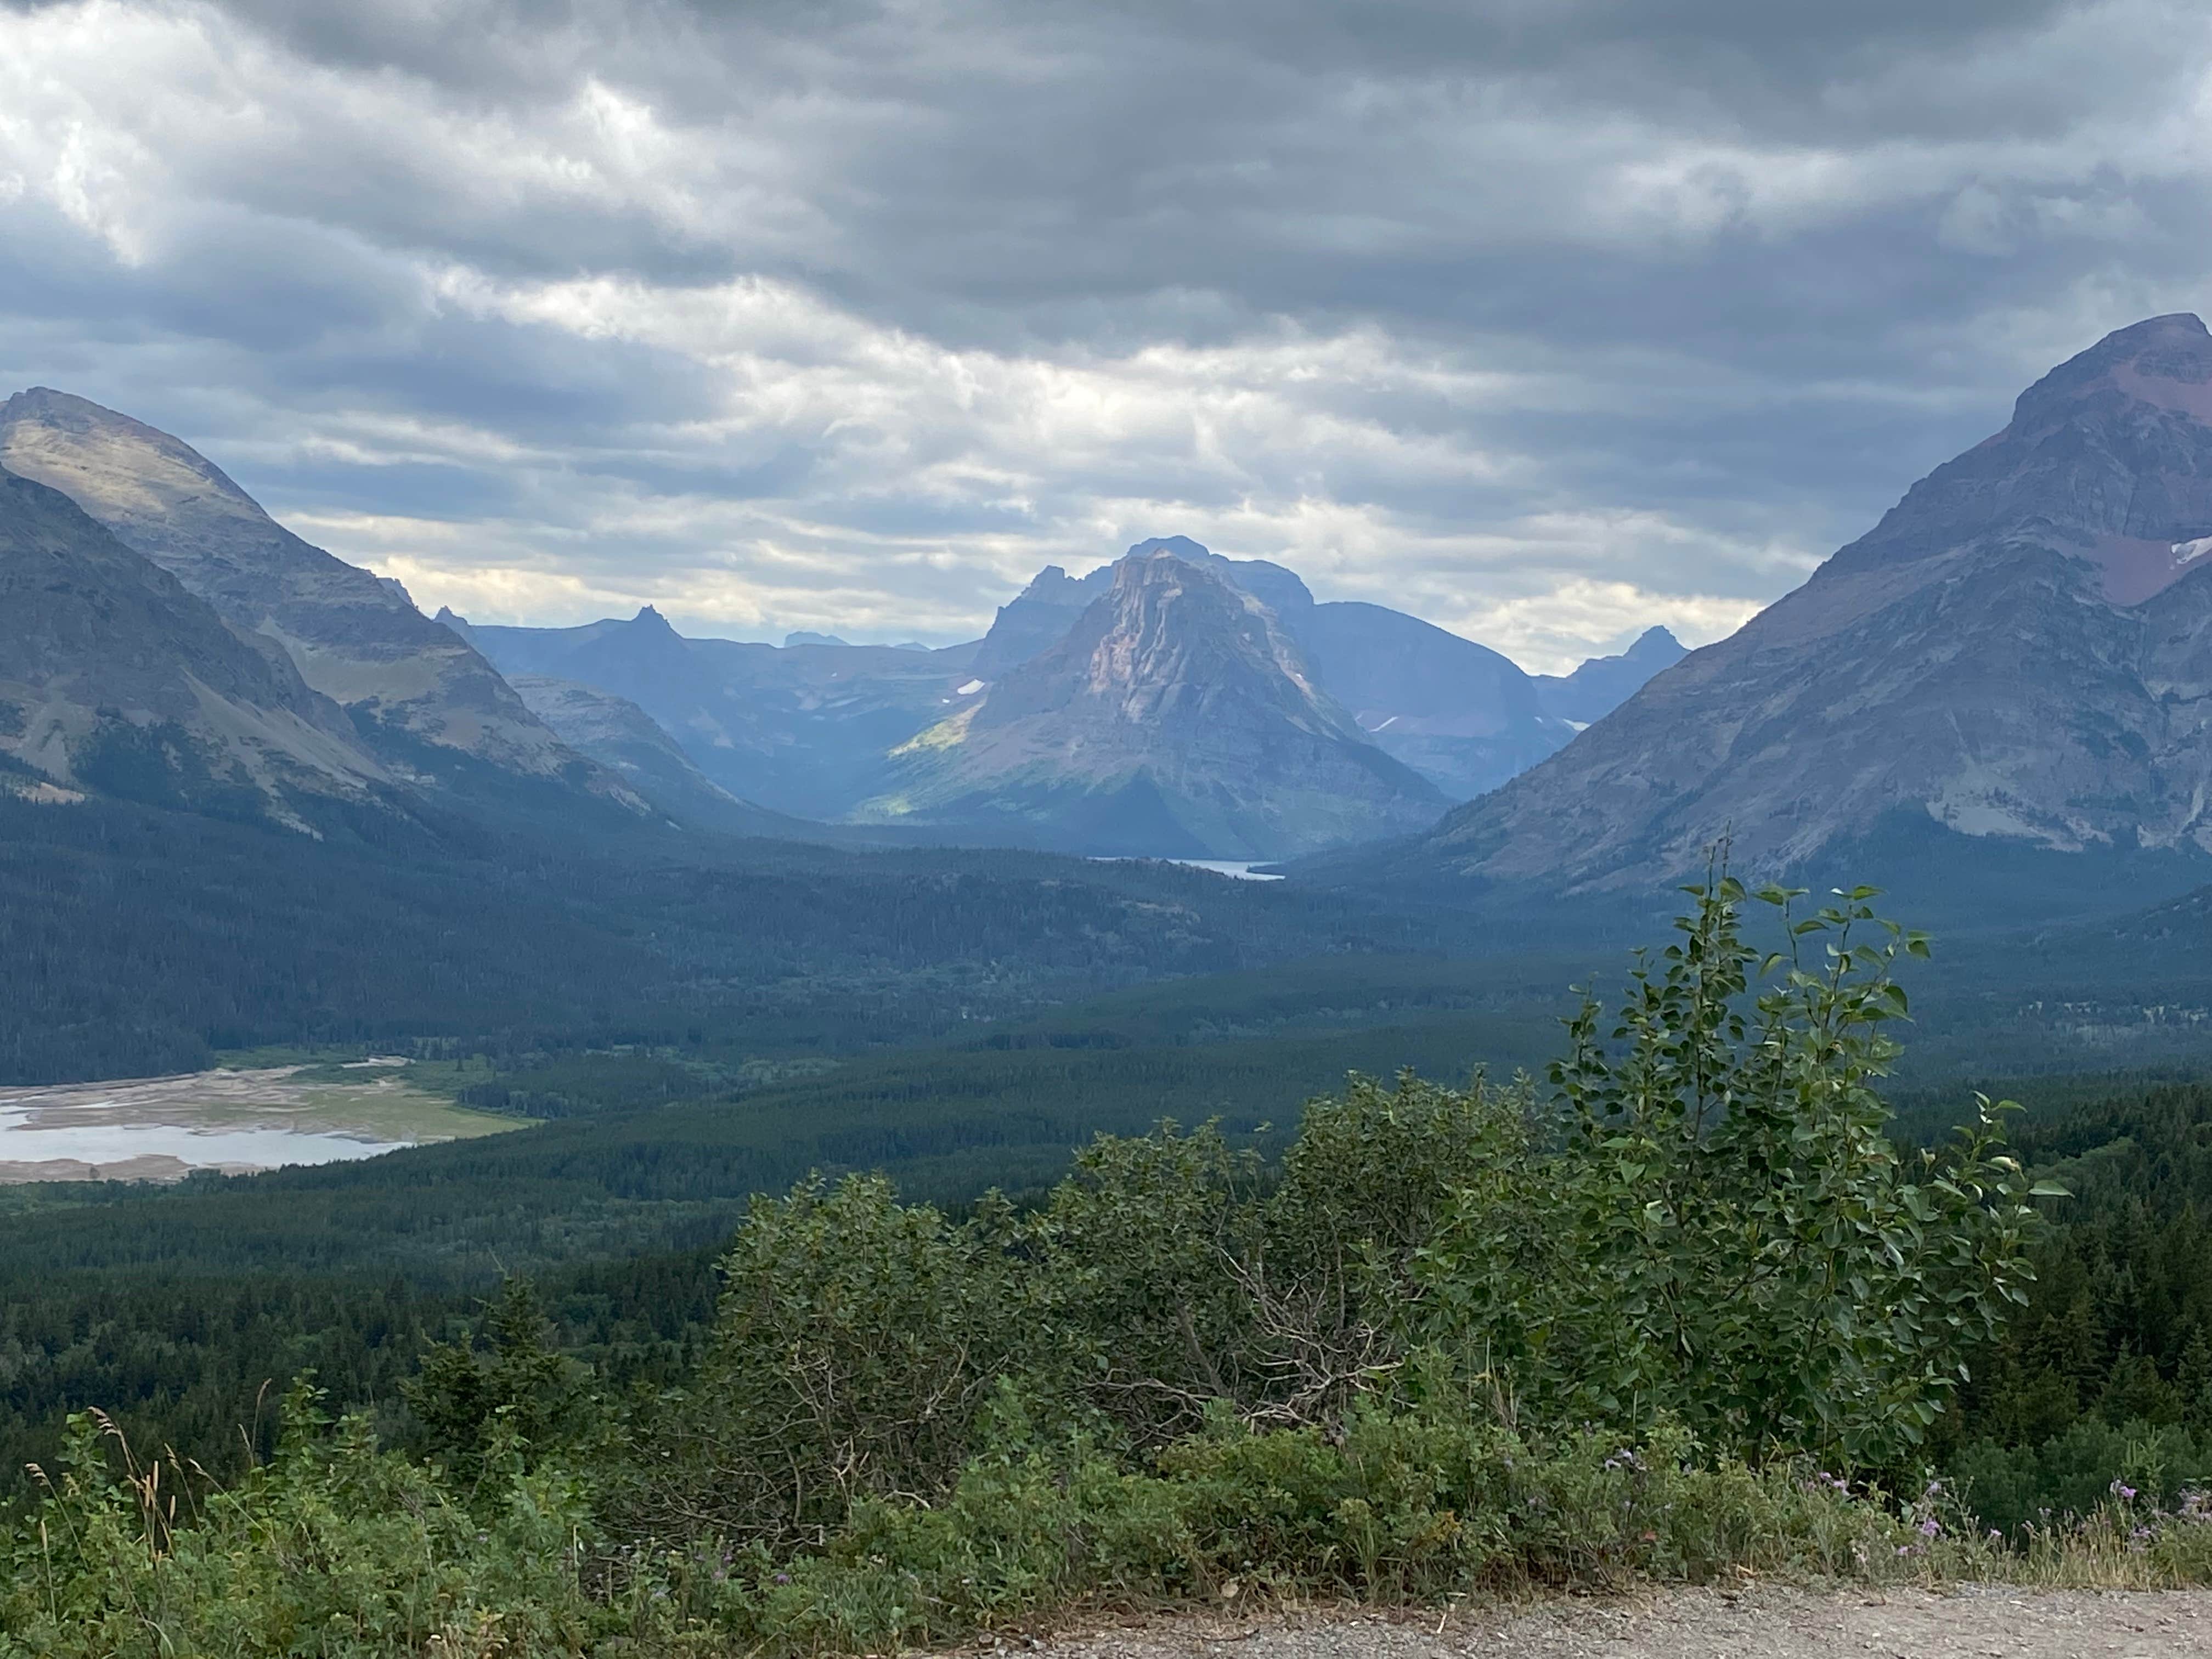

617,879,2052,1556
1949,1418,2212,1536
637,1401,1909,1654
606,1175,1037,1548
1419,879,2051,1468
0,1387,600,1659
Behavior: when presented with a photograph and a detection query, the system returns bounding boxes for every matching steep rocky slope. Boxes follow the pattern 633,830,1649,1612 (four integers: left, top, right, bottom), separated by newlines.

1414,313,2212,888
855,551,1447,856
0,390,614,803
0,464,388,821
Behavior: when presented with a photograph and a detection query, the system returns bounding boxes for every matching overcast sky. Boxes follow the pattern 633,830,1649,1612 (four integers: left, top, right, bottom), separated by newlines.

4,1,2209,669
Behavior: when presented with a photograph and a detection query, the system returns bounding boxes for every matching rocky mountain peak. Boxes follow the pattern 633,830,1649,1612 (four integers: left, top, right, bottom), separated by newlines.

1406,312,2212,889
0,388,281,548
624,605,686,637
2009,312,2212,433
1832,312,2212,604
1015,564,1084,599
980,544,1331,733
0,388,620,800
859,548,1443,857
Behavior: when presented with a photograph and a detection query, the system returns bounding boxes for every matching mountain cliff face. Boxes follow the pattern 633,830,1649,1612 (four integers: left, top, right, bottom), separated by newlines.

0,390,604,797
0,464,389,821
970,536,1580,800
1415,313,2212,888
856,551,1447,856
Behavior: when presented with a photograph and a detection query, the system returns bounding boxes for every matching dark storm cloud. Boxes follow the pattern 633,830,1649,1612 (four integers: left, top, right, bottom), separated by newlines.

2,0,2207,666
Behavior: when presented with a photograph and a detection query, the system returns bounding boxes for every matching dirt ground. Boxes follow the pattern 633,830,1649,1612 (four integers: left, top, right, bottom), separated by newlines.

1017,1587,2212,1659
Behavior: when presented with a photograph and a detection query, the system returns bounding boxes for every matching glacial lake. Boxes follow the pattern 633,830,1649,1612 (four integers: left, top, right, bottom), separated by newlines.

1094,857,1286,881
0,1060,521,1183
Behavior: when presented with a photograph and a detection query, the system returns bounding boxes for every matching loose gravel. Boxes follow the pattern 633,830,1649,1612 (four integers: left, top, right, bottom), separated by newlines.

1010,1586,2212,1659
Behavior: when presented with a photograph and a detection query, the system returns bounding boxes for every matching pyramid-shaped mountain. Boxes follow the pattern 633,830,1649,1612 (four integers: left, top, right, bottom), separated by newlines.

972,535,1581,800
856,550,1448,857
1413,312,2212,888
0,390,617,803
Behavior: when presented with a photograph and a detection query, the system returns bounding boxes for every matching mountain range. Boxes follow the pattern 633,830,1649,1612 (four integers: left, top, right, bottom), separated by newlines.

36,306,2212,887
1402,312,2212,893
453,537,1677,856
0,386,1681,860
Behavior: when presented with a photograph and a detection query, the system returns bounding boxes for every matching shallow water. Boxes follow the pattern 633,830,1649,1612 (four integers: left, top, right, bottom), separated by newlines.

0,1105,404,1171
1093,856,1285,881
0,1063,517,1181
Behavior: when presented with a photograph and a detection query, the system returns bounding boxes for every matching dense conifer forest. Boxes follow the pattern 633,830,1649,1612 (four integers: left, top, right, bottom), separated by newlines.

11,879,2212,1657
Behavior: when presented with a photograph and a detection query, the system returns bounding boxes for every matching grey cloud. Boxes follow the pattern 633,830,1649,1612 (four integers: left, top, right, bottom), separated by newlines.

2,0,2208,667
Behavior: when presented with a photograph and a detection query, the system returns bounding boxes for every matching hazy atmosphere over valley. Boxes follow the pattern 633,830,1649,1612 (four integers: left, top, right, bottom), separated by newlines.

8,1,2212,670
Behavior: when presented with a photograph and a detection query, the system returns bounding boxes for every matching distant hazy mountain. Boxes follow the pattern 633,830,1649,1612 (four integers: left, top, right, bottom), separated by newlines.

854,550,1448,857
449,605,979,820
456,536,1681,849
0,462,390,822
0,389,630,812
1293,601,1576,799
1532,627,1686,726
1409,312,2212,890
505,675,814,838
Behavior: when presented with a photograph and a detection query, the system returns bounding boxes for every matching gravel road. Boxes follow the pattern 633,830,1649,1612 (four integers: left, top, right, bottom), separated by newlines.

1016,1587,2212,1659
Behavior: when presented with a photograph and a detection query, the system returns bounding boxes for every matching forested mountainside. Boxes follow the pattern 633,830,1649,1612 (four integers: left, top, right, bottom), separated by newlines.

0,782,1481,1086
1408,314,2212,892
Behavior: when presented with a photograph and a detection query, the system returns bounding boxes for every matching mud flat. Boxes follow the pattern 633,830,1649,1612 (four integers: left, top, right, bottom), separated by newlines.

0,1059,520,1182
